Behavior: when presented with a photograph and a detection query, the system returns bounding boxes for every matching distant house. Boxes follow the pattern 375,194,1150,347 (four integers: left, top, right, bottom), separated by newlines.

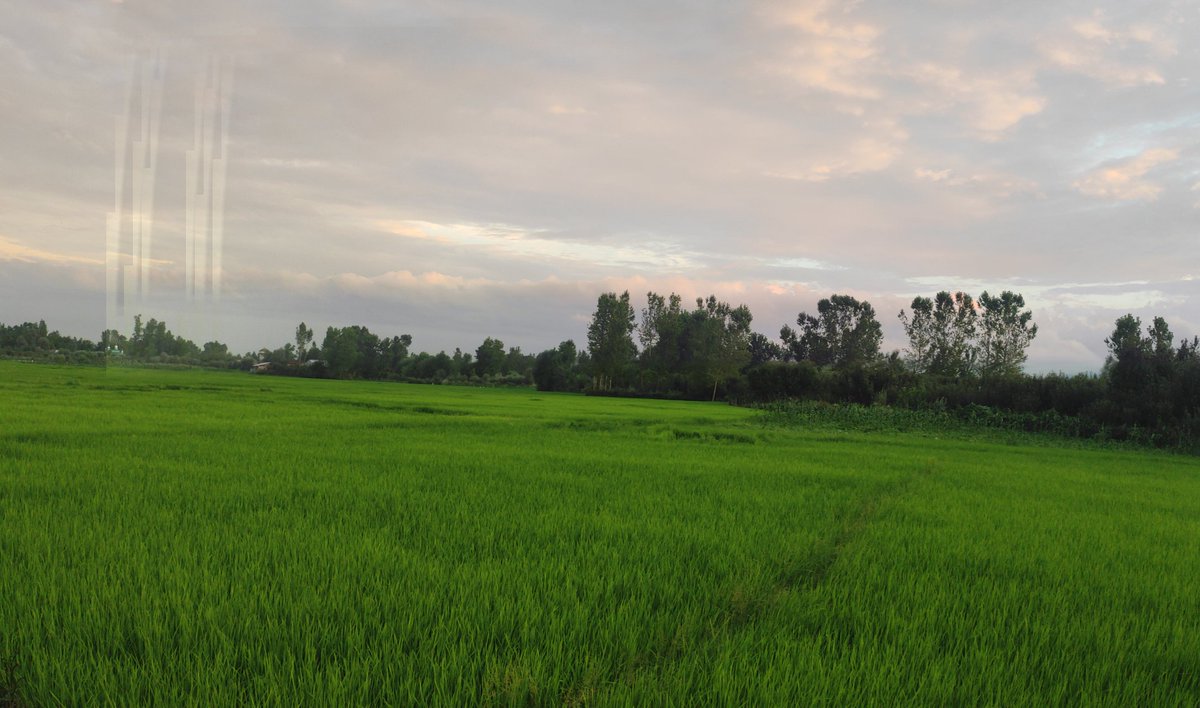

250,362,271,373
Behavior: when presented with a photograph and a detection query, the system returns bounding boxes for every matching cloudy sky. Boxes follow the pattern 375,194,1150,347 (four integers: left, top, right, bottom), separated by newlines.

1,0,1197,371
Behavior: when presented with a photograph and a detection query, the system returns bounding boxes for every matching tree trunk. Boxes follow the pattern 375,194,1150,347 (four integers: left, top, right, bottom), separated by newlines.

711,379,718,402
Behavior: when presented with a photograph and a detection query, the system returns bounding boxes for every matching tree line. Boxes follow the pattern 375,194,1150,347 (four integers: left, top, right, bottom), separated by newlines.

537,289,1196,447
1,316,545,386
543,289,1040,400
0,320,99,361
295,326,543,385
2,288,1196,447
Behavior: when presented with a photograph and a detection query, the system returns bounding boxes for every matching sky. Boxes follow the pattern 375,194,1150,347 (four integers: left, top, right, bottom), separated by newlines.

1,0,1197,372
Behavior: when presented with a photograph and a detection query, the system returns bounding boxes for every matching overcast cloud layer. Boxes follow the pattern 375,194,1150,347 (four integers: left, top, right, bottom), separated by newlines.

1,0,1197,371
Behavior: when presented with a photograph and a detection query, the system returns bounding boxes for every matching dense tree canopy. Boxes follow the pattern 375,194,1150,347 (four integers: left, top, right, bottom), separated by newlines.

782,294,882,369
474,337,506,378
899,291,978,377
977,291,1038,378
126,315,200,359
533,340,582,392
587,291,637,391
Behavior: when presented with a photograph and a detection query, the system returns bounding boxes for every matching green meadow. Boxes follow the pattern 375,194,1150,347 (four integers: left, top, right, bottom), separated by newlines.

1,361,1198,705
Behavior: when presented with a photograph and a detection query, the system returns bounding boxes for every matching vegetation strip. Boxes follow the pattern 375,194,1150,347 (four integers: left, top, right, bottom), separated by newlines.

6,286,1198,450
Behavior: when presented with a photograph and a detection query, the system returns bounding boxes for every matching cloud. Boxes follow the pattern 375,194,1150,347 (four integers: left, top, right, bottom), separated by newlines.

759,1,882,99
1073,147,1179,201
912,167,1039,199
1054,289,1183,310
1042,12,1175,87
372,219,703,271
904,63,1045,140
1044,46,1165,87
765,117,907,181
3,0,1199,375
547,104,588,116
761,257,846,272
0,235,103,266
759,3,1047,142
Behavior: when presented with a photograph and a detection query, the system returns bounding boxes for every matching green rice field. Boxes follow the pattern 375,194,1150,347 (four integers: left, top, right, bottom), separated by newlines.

2,361,1198,704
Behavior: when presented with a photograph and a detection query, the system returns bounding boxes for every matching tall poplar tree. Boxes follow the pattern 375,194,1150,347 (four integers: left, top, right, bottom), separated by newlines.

586,291,636,391
976,291,1037,378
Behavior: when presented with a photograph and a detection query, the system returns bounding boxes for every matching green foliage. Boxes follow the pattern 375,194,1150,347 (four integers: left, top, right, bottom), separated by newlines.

315,326,416,380
0,320,98,356
976,290,1037,378
383,334,412,372
474,336,506,377
294,322,314,360
100,328,126,352
502,345,534,381
201,341,229,361
1106,314,1147,359
746,332,783,368
759,399,1099,444
898,290,1037,381
533,340,582,392
322,325,365,377
897,296,936,372
899,291,978,377
125,315,201,359
686,296,753,400
781,294,882,369
3,363,1199,704
745,360,820,401
4,291,1193,444
632,292,754,399
587,291,637,391
1100,314,1200,439
638,291,686,389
